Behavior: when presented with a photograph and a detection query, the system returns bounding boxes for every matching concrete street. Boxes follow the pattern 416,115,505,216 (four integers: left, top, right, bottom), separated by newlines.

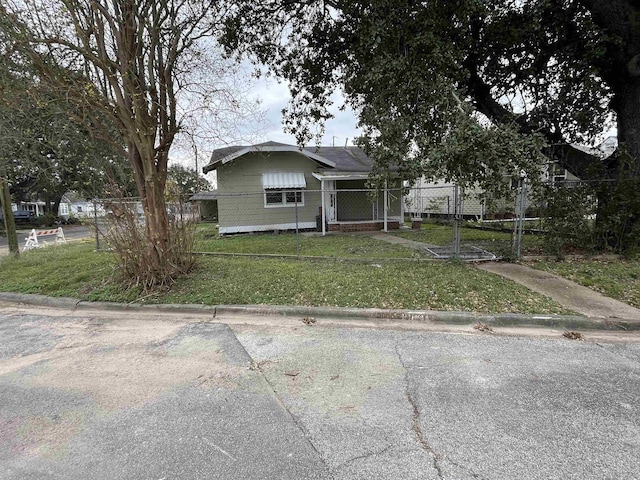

0,304,638,479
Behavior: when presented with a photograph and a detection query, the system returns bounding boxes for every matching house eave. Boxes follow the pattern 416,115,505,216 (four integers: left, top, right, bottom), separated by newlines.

203,145,337,173
312,172,371,181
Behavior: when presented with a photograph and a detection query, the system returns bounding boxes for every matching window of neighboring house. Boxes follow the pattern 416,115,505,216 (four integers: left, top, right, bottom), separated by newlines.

264,189,304,207
77,205,83,212
551,163,567,184
59,203,69,216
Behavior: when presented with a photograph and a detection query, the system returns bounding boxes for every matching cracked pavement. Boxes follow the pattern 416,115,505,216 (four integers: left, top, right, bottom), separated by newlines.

1,306,639,479
234,324,640,479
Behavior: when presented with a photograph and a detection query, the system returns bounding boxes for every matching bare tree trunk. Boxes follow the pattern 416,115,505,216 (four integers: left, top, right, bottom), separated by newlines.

129,143,170,271
614,80,640,176
143,171,169,263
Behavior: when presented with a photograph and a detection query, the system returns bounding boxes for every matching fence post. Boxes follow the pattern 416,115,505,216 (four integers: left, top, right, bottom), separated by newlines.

383,180,388,232
512,176,527,259
321,180,326,236
93,199,100,251
453,185,461,257
295,193,300,258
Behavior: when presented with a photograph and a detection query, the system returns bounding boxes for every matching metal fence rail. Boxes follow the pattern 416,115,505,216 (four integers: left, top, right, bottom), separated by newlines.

91,181,600,260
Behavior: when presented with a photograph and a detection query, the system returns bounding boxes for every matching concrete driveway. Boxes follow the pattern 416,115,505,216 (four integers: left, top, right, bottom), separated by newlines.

1,307,639,479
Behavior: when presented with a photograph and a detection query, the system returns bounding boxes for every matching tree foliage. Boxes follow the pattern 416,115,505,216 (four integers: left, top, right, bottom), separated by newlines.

0,8,132,214
167,164,213,197
222,0,640,249
0,79,133,211
3,0,248,287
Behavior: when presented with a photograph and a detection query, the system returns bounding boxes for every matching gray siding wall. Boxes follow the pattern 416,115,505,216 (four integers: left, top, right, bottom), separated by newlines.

216,151,322,230
335,180,402,221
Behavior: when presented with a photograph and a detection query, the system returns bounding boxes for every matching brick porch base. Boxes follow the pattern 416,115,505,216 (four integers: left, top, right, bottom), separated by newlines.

328,222,400,232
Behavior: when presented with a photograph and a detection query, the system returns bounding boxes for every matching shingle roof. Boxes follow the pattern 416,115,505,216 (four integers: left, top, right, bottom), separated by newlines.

189,190,218,201
203,142,375,174
312,146,374,172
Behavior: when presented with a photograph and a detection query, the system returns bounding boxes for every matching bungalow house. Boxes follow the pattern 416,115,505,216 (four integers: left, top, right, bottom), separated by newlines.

200,141,403,235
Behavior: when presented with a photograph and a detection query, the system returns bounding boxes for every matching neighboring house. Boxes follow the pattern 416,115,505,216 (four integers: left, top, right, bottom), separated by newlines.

58,193,106,219
189,191,218,222
18,200,46,217
405,180,483,219
200,141,403,235
405,160,586,220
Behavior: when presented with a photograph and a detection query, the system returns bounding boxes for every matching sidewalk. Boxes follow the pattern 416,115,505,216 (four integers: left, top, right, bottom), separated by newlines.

370,232,496,260
477,262,640,321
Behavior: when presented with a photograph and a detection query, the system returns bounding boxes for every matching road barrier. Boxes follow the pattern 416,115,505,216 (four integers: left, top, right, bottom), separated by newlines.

24,227,66,250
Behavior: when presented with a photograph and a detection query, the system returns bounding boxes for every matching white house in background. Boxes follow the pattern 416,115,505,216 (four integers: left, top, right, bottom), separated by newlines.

405,137,618,220
58,200,104,219
58,192,107,219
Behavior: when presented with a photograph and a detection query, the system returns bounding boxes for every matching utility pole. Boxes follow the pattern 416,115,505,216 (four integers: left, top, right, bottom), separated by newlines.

194,144,200,193
0,175,19,257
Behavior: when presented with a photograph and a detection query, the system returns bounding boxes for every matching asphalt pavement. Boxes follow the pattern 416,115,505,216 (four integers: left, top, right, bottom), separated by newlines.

0,313,328,479
0,225,94,252
0,304,638,479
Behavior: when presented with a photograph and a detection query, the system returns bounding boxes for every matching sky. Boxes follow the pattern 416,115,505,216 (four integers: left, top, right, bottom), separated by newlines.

249,75,362,148
170,70,363,182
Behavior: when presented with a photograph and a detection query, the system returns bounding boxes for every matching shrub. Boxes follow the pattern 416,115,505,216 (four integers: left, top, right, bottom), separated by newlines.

99,192,196,292
540,183,596,256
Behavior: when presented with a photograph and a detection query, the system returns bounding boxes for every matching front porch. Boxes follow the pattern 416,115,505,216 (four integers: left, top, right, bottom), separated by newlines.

312,174,403,234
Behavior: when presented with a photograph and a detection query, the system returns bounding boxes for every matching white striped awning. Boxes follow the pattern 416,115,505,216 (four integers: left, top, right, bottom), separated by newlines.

262,172,306,189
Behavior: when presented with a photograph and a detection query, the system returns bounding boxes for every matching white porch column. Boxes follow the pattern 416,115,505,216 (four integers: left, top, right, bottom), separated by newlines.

383,180,388,232
400,182,405,224
321,179,326,236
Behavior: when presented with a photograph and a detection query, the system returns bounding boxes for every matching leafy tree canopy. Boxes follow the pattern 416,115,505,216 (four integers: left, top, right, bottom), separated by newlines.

0,12,133,213
221,0,635,195
167,164,214,197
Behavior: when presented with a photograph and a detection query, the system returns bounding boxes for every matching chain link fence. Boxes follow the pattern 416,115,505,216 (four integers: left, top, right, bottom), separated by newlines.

86,178,634,260
89,196,199,252
185,187,524,260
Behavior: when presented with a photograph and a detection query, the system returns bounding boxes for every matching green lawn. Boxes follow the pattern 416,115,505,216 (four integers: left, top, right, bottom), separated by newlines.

0,241,570,314
530,259,640,309
194,224,427,258
391,222,543,252
0,242,137,301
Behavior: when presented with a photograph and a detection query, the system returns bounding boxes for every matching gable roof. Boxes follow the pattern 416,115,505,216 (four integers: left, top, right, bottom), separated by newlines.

202,142,375,174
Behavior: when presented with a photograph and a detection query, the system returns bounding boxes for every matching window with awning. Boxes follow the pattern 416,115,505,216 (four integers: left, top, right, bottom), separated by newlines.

262,172,307,189
262,173,306,207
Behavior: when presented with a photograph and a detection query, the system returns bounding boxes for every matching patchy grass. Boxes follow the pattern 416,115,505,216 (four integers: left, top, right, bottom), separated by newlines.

392,222,543,252
148,257,569,313
0,241,571,314
530,258,640,308
0,242,140,302
194,224,427,258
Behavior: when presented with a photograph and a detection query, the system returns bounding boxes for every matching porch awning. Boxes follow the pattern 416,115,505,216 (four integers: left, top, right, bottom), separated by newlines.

262,172,306,189
312,172,370,181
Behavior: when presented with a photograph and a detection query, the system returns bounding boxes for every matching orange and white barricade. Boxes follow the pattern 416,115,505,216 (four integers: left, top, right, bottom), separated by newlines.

24,227,66,250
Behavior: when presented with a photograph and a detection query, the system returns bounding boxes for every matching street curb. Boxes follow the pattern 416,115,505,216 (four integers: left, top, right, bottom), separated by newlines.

1,292,639,331
213,305,640,331
0,292,81,309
